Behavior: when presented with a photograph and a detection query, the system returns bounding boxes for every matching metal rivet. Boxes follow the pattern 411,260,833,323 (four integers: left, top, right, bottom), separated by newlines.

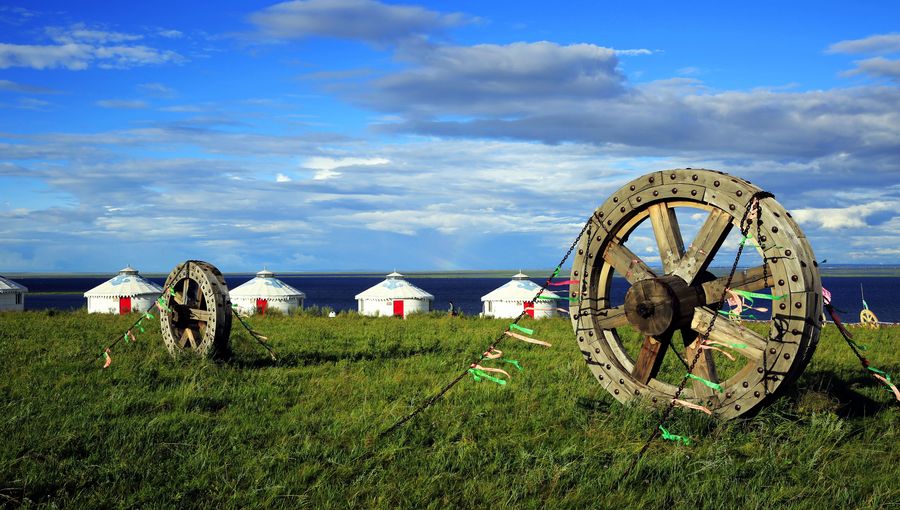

653,191,659,197
630,185,635,191
599,212,604,218
579,336,584,342
795,302,802,309
742,381,749,388
652,397,658,403
792,329,800,335
670,173,676,180
725,392,732,399
595,348,601,353
774,212,780,217
613,197,618,203
757,367,764,374
754,391,760,398
636,196,642,202
691,190,697,196
772,226,779,233
607,220,612,226
649,177,655,183
784,353,791,360
801,261,807,267
778,279,785,286
620,206,626,213
578,249,584,255
813,260,818,267
597,236,602,241
786,212,792,217
769,348,777,354
729,204,736,211
779,303,786,310
760,235,767,242
599,374,604,380
588,331,593,336
714,180,720,187
785,249,792,256
634,389,640,395
736,190,743,197
619,379,625,385
791,275,798,282
574,271,579,276
692,174,698,181
671,188,678,194
606,364,611,370
735,404,741,411
614,389,619,395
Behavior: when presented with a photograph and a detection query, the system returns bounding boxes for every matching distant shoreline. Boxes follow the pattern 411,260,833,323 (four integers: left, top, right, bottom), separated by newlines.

6,265,900,279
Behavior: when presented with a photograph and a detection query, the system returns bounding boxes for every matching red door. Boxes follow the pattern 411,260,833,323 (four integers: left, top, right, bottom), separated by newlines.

256,298,268,315
524,301,534,318
119,297,131,315
393,300,404,317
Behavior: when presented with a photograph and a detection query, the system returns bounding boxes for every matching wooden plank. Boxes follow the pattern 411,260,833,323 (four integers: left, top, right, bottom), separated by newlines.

673,208,733,285
631,334,670,384
579,304,629,329
690,307,766,362
188,308,212,322
648,203,685,274
684,329,719,399
603,241,656,284
700,265,774,304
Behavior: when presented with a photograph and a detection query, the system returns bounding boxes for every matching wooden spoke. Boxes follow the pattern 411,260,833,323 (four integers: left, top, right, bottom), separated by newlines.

673,208,733,285
648,203,685,274
631,333,671,384
700,265,774,305
181,278,190,305
690,307,765,362
683,328,719,399
188,308,212,322
603,241,656,284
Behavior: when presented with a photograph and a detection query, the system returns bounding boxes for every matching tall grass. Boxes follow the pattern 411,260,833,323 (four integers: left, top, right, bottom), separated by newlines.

0,311,896,508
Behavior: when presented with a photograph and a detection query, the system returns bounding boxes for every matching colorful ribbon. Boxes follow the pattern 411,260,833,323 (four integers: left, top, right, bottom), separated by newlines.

470,364,511,380
686,374,723,392
700,343,735,361
483,348,503,360
509,323,533,335
501,358,523,371
822,287,832,305
548,280,580,286
468,368,507,385
659,425,691,445
156,297,171,313
102,349,112,369
673,398,712,415
730,288,784,301
867,367,900,402
504,330,551,347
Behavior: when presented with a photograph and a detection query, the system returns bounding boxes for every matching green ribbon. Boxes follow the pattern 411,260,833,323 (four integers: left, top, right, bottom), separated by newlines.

848,339,869,352
509,323,533,335
144,312,154,320
740,234,755,246
169,288,176,296
728,342,747,349
136,319,145,333
468,368,507,385
730,289,784,301
156,297,171,312
123,332,130,344
501,358,523,371
718,310,756,320
552,267,560,278
686,374,723,392
868,366,893,384
659,425,690,446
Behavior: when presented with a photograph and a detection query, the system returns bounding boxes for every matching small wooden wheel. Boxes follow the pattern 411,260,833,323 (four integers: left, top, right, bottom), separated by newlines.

570,169,823,420
159,260,232,358
860,309,880,329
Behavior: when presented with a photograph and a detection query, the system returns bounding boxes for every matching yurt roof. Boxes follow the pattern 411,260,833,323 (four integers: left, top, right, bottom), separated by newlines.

83,266,163,298
0,275,27,293
481,273,560,302
229,269,306,299
354,272,434,300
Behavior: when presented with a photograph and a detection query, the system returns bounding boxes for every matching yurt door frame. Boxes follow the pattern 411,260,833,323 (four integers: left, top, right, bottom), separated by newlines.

393,299,404,317
256,298,268,315
118,296,131,315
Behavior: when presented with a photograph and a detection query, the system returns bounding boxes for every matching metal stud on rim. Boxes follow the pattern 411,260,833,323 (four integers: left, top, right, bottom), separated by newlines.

159,260,232,358
570,169,823,420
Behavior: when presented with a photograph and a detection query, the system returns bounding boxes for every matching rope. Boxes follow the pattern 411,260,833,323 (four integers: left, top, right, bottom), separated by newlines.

615,190,773,483
231,307,279,360
374,212,598,441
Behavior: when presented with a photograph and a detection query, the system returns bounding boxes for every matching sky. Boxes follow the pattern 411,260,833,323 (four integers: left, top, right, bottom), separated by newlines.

0,0,898,273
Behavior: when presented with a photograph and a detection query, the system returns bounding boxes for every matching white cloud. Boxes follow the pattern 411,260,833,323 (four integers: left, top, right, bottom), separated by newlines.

792,201,898,230
137,82,177,98
157,29,183,39
276,173,292,182
248,0,473,44
843,57,900,81
96,99,148,109
827,33,900,55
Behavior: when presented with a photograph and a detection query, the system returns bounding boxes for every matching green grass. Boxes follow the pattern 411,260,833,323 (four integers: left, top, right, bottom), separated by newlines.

0,311,897,509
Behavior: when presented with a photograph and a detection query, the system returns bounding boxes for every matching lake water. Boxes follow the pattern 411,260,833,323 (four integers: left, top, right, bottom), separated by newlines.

12,274,900,323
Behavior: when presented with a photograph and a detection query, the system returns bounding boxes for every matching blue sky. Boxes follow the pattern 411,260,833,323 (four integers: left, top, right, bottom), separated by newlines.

0,1,898,272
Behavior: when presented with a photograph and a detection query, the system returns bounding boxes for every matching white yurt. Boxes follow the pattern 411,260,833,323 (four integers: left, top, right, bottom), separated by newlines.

355,272,433,318
230,269,305,315
481,272,560,319
0,275,28,311
84,266,163,314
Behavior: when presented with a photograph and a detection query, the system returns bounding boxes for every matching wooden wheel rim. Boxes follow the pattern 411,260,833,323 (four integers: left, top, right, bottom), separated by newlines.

860,309,880,329
159,260,232,358
570,169,823,419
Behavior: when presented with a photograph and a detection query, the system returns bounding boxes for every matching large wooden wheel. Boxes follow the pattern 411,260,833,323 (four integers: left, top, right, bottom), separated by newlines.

159,260,232,358
570,169,823,419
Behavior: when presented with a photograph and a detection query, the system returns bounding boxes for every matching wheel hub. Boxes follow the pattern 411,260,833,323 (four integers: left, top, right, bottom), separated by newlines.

624,275,701,337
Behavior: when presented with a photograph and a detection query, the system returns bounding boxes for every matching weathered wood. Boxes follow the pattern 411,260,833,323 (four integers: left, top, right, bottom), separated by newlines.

648,203,685,274
585,304,629,329
684,330,719,400
673,208,733,285
159,260,232,359
603,241,656,284
632,334,670,384
690,307,765,361
700,265,773,305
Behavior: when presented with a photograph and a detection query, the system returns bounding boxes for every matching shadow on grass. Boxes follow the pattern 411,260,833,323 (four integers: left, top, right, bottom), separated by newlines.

790,369,894,419
228,343,449,369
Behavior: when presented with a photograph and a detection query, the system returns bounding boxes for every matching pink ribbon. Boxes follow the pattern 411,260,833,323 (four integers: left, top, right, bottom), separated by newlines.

470,364,511,379
746,197,759,222
483,348,503,360
127,330,136,343
504,330,552,347
673,398,712,415
822,287,832,305
556,308,569,314
872,374,900,402
549,280,580,286
700,343,736,361
103,349,112,369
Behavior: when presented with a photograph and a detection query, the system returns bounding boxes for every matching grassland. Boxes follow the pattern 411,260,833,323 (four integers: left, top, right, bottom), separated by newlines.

0,311,897,509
